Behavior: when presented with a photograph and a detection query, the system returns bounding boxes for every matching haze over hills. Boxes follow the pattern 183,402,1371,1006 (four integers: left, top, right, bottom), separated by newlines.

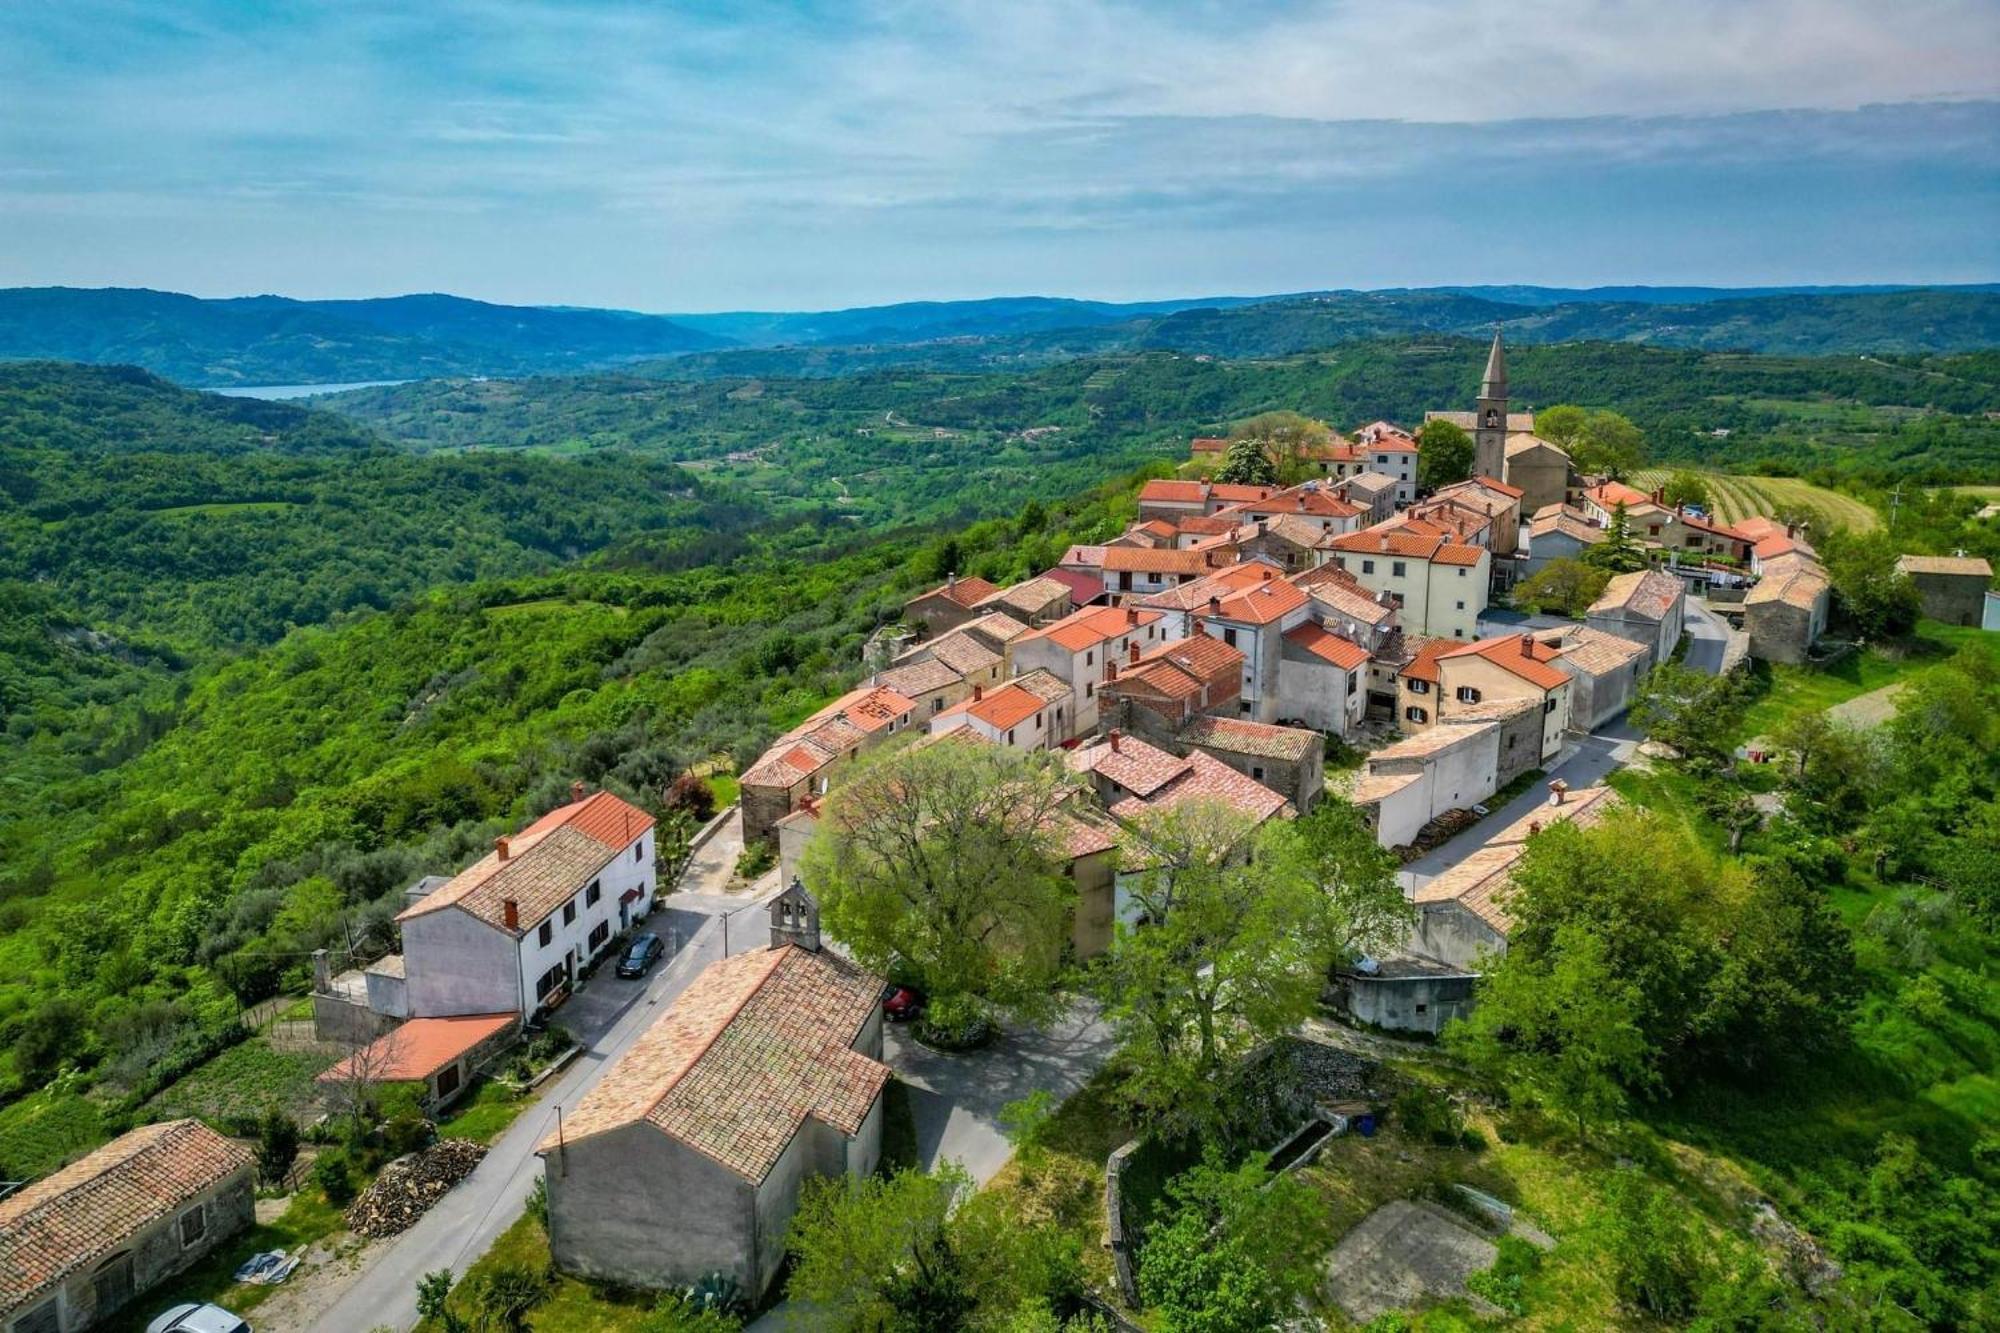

3,283,1999,388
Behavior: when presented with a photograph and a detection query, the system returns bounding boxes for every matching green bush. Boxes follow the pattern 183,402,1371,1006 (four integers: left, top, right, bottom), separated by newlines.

313,1149,356,1205
1393,1085,1466,1146
255,1108,300,1185
917,994,993,1051
1466,1234,1542,1316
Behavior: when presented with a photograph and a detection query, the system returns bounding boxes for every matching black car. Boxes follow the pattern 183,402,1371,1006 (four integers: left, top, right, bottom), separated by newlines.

615,932,664,978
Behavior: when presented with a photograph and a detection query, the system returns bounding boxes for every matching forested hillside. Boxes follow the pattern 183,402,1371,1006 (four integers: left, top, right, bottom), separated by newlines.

330,337,2000,487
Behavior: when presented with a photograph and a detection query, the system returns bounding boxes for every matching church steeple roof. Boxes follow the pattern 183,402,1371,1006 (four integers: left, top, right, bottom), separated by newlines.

1480,329,1507,398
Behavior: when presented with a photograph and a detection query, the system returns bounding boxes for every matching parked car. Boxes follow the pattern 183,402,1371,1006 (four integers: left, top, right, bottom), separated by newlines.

147,1304,251,1333
882,985,926,1022
616,932,665,978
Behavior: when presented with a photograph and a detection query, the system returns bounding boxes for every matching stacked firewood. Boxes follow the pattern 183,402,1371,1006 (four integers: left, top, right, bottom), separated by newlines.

344,1139,488,1237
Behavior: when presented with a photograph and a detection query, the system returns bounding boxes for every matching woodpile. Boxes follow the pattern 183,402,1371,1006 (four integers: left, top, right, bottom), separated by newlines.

345,1139,488,1237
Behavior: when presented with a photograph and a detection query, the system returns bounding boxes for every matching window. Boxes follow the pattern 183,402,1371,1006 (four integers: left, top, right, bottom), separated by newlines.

1405,705,1429,723
1222,627,1238,647
1415,1002,1429,1016
932,697,943,714
1347,673,1358,695
93,1254,134,1311
535,962,567,1000
1544,696,1559,714
1251,766,1265,781
1458,568,1467,577
1391,561,1406,578
436,1064,462,1098
1407,679,1430,695
180,1205,206,1246
1456,686,1482,703
1006,729,1016,744
588,921,610,951
538,921,553,947
1085,650,1094,666
1456,600,1466,610
562,901,577,926
633,841,644,863
1085,682,1094,699
16,1299,59,1333
585,881,601,907
1648,524,1661,536
1361,559,1375,575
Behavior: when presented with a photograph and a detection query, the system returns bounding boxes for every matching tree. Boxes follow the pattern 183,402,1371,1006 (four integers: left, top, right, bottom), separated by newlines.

784,1165,970,1331
1512,558,1612,617
1819,528,1922,640
654,806,699,892
1255,799,1410,966
1538,405,1645,478
1659,470,1710,509
1225,411,1329,485
415,1269,470,1333
1416,418,1474,489
475,1265,549,1332
1599,1171,1704,1318
662,771,716,822
1631,661,1747,768
803,741,1079,1023
1584,501,1648,573
1769,710,1874,830
1212,436,1279,487
1094,803,1336,1134
255,1108,300,1186
1137,1152,1328,1332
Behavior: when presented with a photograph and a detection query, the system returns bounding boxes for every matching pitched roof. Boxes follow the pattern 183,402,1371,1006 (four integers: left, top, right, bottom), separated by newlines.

1178,715,1320,762
1223,482,1363,520
1895,554,1993,578
1136,480,1278,507
1752,534,1815,561
1530,507,1604,544
1484,786,1618,845
1136,558,1285,612
1114,749,1290,825
1504,433,1570,460
1425,410,1536,432
1035,565,1104,606
1583,480,1658,512
316,1013,516,1085
1327,528,1450,560
1301,573,1395,628
873,656,963,699
1730,515,1792,543
1397,636,1460,685
1438,475,1524,502
0,1120,254,1309
1413,844,1525,933
1284,621,1371,670
977,575,1073,618
1060,544,1109,568
913,576,1000,609
544,946,887,1183
1551,626,1650,676
1746,565,1831,610
1366,715,1499,763
1021,604,1163,653
1011,667,1074,704
1337,471,1399,496
1099,545,1219,576
936,679,1056,731
1589,569,1684,622
959,610,1032,647
399,790,657,933
919,630,1002,678
1069,732,1191,798
1438,633,1573,692
1211,575,1308,626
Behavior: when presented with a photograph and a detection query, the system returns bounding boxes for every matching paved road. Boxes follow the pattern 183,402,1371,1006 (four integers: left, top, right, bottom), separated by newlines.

1400,720,1641,888
304,888,784,1333
1683,598,1731,675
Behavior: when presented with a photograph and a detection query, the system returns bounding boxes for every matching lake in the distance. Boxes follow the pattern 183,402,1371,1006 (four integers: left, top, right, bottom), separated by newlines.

209,379,411,400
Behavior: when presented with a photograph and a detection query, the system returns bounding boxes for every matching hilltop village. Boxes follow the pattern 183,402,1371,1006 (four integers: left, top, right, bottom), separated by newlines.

8,336,1996,1333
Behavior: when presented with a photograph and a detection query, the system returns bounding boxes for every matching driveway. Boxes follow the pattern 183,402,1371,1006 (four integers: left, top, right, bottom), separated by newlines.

1683,599,1732,675
1399,721,1640,888
887,1001,1116,1184
302,886,787,1333
682,808,747,896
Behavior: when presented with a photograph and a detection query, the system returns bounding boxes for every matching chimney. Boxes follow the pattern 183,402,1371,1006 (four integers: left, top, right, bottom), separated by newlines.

495,835,512,861
972,683,984,701
1548,778,1569,806
1192,615,1206,635
502,898,520,930
947,571,957,592
311,948,331,995
1208,595,1222,617
1786,522,1797,539
1126,606,1139,625
1379,535,1390,552
1109,729,1122,753
571,779,585,803
1129,641,1141,664
1520,633,1534,655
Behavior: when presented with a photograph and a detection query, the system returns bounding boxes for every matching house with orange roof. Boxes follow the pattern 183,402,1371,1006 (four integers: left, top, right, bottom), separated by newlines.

1184,565,1312,722
1277,620,1371,737
740,685,919,844
1135,479,1280,521
1175,714,1325,814
1100,633,1245,731
903,572,1002,636
1069,730,1290,829
927,670,1074,750
1096,541,1240,598
1355,427,1420,504
397,784,661,1019
1215,480,1365,537
1012,604,1167,737
1434,633,1576,759
538,888,888,1299
1324,527,1491,640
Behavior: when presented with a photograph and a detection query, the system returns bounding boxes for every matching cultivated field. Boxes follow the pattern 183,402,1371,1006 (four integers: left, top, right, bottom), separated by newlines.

1629,469,1880,531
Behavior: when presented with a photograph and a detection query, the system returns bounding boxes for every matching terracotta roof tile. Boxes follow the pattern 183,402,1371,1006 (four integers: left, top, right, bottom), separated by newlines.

316,1013,516,1084
1397,637,1460,685
1438,633,1572,692
1284,621,1371,670
1,1120,254,1309
976,576,1073,618
1589,569,1683,621
1022,604,1163,653
1178,715,1320,761
1896,554,1992,578
914,576,1000,609
936,680,1054,731
543,946,888,1183
1113,750,1289,825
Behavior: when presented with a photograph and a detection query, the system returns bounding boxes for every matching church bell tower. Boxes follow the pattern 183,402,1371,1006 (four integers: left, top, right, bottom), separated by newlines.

1473,329,1508,483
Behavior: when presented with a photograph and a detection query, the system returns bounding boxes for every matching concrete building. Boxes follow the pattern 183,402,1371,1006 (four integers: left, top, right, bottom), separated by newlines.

1,1121,255,1333
1523,504,1605,574
1336,957,1480,1037
1277,621,1371,738
903,575,1001,636
1193,569,1312,722
397,787,658,1020
1012,605,1166,738
740,685,918,844
538,893,888,1301
1323,529,1489,640
1434,633,1575,762
1348,717,1501,849
927,671,1073,749
1745,560,1832,665
1547,626,1652,730
1895,554,1994,626
1585,568,1686,666
1173,715,1325,814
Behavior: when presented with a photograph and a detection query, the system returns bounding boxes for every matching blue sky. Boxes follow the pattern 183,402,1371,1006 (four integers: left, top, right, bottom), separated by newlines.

1,1,1995,310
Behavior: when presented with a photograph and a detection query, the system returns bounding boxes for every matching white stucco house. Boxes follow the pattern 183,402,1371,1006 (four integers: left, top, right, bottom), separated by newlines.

397,785,657,1020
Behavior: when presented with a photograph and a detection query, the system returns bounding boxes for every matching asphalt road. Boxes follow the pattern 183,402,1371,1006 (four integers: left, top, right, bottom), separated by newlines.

303,887,782,1333
1682,598,1732,675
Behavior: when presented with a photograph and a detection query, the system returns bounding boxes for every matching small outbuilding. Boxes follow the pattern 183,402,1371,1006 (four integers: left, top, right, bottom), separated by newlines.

1894,554,1993,627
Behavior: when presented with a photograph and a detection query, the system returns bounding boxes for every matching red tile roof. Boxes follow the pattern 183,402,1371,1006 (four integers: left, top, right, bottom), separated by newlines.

1398,637,1460,685
543,946,887,1183
914,576,1001,609
1023,604,1163,653
1,1121,255,1309
316,1013,516,1084
1099,545,1216,576
1327,529,1448,559
936,680,1054,731
1116,750,1289,824
1035,565,1103,606
1439,633,1573,692
1285,621,1370,670
1069,732,1190,798
1432,542,1487,567
1212,577,1308,626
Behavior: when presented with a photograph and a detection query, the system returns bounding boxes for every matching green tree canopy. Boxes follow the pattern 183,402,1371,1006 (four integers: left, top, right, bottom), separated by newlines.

1416,418,1474,489
784,1165,971,1332
1659,470,1710,509
1212,436,1281,487
802,739,1080,1022
1584,501,1649,573
1512,558,1613,617
1537,405,1646,478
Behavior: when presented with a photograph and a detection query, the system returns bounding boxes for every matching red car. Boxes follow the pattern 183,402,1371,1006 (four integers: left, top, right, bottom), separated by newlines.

882,986,926,1022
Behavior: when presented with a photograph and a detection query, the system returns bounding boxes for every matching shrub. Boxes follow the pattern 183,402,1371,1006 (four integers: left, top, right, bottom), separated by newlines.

734,841,774,880
1467,1234,1543,1316
1393,1085,1466,1146
255,1108,300,1185
917,993,993,1051
313,1149,356,1205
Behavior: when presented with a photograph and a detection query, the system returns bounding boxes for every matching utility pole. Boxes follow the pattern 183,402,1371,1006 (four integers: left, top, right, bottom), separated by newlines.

1889,482,1903,531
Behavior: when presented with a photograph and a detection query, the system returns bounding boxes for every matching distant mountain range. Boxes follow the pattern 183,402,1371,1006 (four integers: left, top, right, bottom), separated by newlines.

1,283,1996,387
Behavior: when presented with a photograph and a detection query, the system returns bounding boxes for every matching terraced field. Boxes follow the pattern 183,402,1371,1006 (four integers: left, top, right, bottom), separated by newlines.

1629,469,1880,531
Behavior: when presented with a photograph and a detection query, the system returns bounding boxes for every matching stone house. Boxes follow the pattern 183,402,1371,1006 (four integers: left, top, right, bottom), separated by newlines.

1068,731,1290,829
1,1120,255,1333
1745,559,1832,664
1011,605,1166,737
886,627,1006,706
1585,568,1685,666
1428,477,1525,555
1276,621,1370,738
1895,554,1994,626
954,611,1033,663
1500,435,1574,514
904,575,1002,636
1099,633,1245,731
739,685,918,844
870,656,973,723
539,891,888,1302
1546,626,1652,730
1173,715,1324,813
927,671,1073,749
398,787,658,1020
973,575,1075,627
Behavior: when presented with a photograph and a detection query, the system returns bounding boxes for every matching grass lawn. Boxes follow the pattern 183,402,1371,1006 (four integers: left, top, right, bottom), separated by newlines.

0,1089,106,1180
1733,619,1999,744
417,1213,663,1333
434,1079,532,1145
98,1183,353,1333
141,1036,341,1126
705,772,741,810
